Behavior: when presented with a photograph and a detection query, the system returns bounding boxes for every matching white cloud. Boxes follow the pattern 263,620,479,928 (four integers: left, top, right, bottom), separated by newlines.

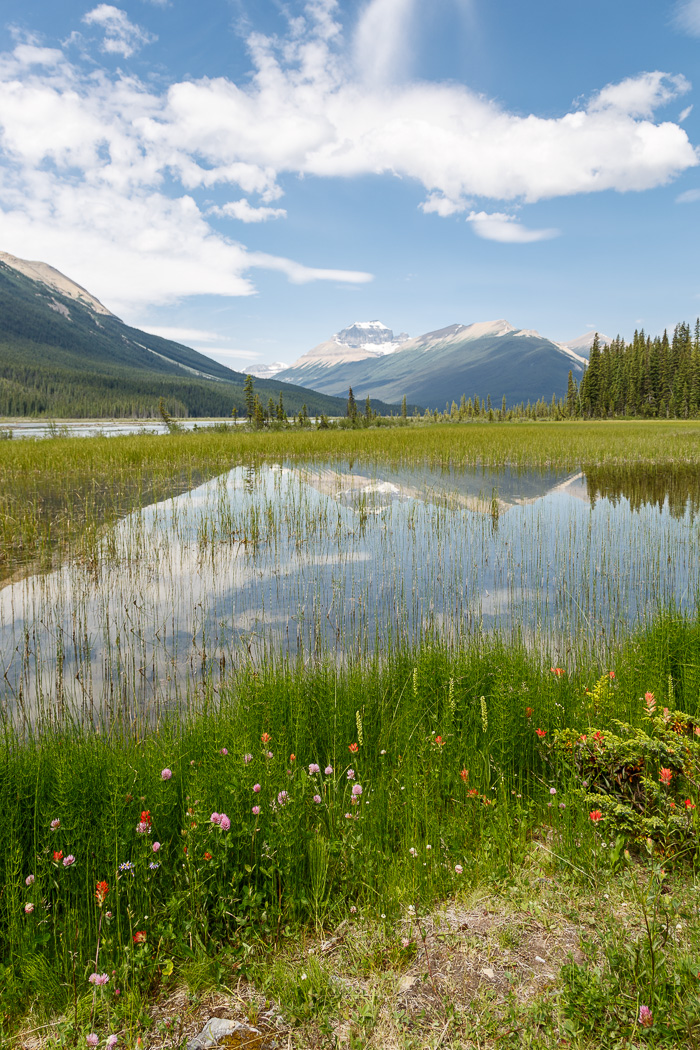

210,199,287,222
674,0,700,35
676,187,700,202
0,4,696,313
679,105,693,122
353,0,416,84
82,5,156,58
466,212,560,243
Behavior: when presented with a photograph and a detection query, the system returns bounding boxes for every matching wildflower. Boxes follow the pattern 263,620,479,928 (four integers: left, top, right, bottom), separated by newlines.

593,731,604,744
252,805,261,815
161,768,172,780
426,844,432,850
289,753,296,762
349,742,359,753
133,931,146,943
344,812,353,819
589,810,603,823
50,819,60,831
86,1034,99,1047
325,765,333,775
347,769,355,780
352,784,363,797
660,767,673,787
455,864,463,875
480,697,488,732
645,691,656,713
559,802,566,809
149,862,160,870
253,784,261,793
95,880,109,905
52,851,63,863
639,1004,653,1027
525,707,533,718
261,732,271,744
277,791,289,806
266,751,273,759
350,905,357,914
460,769,468,782
550,787,557,796
312,795,321,804
243,753,253,764
63,855,75,867
152,841,160,853
609,671,615,679
662,707,671,724
24,902,34,914
136,821,151,835
210,812,221,824
380,749,386,755
435,735,444,746
535,728,547,738
401,938,410,948
219,748,228,756
118,861,135,876
550,667,564,677
409,847,418,857
468,788,478,797
25,874,34,887
685,799,696,810
107,1037,118,1049
204,852,212,861
309,763,320,775
219,814,231,832
88,973,109,985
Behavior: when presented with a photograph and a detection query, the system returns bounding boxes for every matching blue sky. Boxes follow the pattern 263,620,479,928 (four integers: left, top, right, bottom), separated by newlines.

0,0,699,368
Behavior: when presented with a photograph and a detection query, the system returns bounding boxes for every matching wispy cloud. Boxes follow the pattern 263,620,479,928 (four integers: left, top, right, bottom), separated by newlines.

209,199,287,223
82,5,156,58
466,212,560,244
676,188,700,202
674,0,700,36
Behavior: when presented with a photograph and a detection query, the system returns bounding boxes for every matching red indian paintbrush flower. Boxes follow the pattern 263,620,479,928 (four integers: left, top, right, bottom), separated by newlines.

95,880,109,905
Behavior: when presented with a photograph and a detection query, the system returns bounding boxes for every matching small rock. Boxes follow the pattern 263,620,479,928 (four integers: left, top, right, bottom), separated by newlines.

481,967,495,979
398,974,416,993
534,955,546,964
187,1018,265,1050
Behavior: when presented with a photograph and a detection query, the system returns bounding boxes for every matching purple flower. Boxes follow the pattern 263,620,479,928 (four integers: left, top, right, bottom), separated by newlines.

253,784,261,793
639,1005,653,1028
161,768,172,780
347,769,355,780
50,819,60,831
219,748,228,756
24,902,34,914
352,784,363,796
243,753,253,764
324,765,333,775
219,814,231,832
309,763,320,775
63,855,75,867
277,791,289,806
152,841,160,852
149,862,160,870
252,805,261,815
266,751,273,759
86,1035,99,1047
88,972,109,985
107,1038,118,1049
136,821,151,835
210,812,221,825
455,864,463,875
549,787,557,796
25,874,34,887
313,795,321,804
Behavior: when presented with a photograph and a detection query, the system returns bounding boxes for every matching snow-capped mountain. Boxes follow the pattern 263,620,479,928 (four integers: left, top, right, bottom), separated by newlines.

559,331,613,356
243,361,290,380
277,318,588,409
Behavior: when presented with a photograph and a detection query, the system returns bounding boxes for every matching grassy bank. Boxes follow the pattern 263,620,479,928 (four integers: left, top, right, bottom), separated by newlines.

3,615,700,1045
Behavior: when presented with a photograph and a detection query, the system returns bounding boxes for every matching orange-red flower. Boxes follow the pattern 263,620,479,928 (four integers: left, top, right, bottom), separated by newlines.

289,753,296,762
459,769,468,782
53,850,63,863
525,707,533,719
535,728,547,738
685,799,696,811
550,667,564,677
659,767,673,787
261,732,271,744
589,810,603,823
434,736,444,746
95,880,109,905
468,788,478,797
348,742,359,753
133,931,146,944
204,851,212,861
608,671,615,679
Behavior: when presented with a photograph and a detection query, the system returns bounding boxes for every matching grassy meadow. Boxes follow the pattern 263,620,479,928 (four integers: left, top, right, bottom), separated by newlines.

2,420,700,1048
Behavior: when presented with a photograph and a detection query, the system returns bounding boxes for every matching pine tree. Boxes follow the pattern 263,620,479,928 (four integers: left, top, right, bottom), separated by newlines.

401,394,407,419
347,387,357,420
244,374,255,421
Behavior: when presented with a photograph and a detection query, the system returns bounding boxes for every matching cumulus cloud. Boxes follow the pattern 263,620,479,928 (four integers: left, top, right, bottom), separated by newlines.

466,212,560,243
210,199,288,222
0,1,696,312
674,0,700,35
82,5,156,58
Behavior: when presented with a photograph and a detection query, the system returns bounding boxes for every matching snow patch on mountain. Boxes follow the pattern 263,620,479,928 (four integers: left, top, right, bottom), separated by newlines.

244,361,290,380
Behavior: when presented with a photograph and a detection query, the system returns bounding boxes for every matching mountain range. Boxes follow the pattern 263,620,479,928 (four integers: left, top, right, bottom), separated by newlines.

273,319,600,409
0,253,392,419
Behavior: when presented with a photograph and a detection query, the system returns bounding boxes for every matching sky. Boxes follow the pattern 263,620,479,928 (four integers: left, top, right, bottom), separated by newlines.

0,0,699,369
